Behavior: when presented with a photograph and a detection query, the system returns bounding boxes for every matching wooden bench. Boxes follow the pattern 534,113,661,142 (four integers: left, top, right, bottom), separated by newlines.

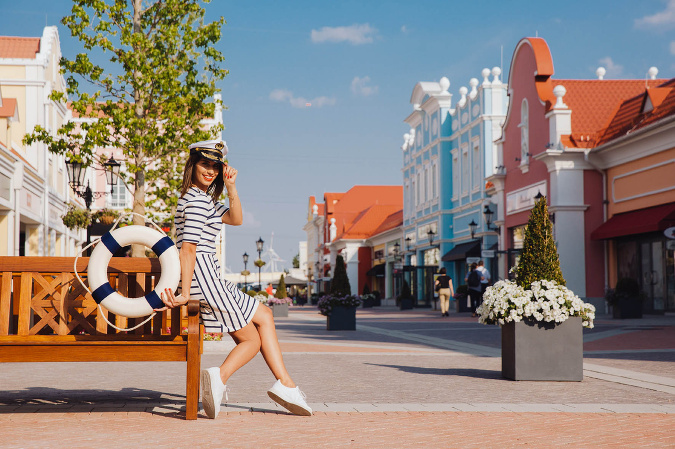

0,256,202,419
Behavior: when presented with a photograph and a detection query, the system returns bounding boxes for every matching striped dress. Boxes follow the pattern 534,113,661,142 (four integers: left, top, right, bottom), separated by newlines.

175,186,259,333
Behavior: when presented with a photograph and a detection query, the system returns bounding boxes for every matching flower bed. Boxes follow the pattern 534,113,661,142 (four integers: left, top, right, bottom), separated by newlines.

477,279,596,328
317,294,361,316
268,297,293,305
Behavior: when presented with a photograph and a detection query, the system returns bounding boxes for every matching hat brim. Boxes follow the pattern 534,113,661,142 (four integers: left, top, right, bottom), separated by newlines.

190,148,226,164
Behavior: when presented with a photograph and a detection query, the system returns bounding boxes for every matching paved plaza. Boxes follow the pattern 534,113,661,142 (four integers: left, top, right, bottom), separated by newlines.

1,307,674,448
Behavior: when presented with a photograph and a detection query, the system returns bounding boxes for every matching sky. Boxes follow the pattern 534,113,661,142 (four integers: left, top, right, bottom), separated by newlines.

1,0,674,273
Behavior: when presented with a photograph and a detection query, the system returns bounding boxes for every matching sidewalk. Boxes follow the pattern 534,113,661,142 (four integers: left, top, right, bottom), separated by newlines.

1,306,674,448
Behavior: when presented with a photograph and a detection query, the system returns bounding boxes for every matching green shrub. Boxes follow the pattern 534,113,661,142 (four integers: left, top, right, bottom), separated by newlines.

275,274,288,299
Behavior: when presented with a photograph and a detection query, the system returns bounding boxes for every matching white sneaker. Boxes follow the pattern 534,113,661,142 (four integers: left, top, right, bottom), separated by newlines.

267,380,312,416
201,367,228,419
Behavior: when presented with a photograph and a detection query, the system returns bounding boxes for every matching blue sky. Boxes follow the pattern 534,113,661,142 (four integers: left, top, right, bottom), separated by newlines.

2,0,674,272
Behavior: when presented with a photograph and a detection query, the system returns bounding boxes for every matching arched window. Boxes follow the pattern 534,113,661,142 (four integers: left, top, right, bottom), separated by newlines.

520,99,529,164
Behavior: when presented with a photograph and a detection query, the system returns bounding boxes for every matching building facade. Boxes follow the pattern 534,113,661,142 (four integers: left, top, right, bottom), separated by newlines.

487,37,666,310
402,69,507,303
0,26,83,257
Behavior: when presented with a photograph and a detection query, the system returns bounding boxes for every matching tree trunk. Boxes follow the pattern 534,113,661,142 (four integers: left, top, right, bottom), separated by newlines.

131,0,146,258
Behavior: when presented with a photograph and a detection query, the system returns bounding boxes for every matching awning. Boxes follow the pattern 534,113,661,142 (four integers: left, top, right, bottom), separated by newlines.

441,240,481,262
591,203,675,240
366,264,386,277
278,275,307,285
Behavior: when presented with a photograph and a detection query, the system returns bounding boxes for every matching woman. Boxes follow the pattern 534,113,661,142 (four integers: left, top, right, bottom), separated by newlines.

156,139,312,419
434,267,454,317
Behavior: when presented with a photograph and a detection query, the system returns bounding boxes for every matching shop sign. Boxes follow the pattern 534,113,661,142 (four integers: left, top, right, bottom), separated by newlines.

664,227,675,239
481,250,495,258
467,257,481,264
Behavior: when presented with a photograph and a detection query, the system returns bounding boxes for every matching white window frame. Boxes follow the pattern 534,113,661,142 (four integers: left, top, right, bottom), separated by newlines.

451,150,459,201
519,98,529,168
472,138,481,192
461,143,469,196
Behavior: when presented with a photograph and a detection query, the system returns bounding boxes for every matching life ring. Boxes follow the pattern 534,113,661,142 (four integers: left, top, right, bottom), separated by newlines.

87,225,180,318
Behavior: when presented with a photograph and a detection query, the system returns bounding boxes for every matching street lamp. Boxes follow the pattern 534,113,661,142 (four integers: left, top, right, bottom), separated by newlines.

393,241,401,261
483,204,497,231
405,236,412,252
242,252,249,291
66,156,121,254
427,228,436,247
256,236,264,290
469,220,478,240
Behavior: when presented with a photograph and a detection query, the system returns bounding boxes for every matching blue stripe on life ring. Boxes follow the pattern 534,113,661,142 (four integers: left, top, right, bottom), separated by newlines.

145,290,164,309
101,232,122,255
92,282,115,304
152,236,175,257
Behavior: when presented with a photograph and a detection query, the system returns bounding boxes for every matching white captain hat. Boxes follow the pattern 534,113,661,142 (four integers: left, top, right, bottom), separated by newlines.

188,139,228,164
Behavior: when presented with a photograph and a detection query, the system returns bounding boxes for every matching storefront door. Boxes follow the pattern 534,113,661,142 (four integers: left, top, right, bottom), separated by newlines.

641,241,665,312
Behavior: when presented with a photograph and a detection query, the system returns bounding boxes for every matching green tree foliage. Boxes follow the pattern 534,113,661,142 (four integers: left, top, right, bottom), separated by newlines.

362,283,370,295
24,0,227,255
292,253,300,269
330,255,351,297
514,196,566,288
275,274,288,299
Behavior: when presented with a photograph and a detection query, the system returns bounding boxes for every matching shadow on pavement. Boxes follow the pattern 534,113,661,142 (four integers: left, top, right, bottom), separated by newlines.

365,363,502,379
0,387,188,419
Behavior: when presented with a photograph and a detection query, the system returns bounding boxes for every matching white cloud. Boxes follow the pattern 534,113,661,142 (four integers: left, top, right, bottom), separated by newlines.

243,210,261,228
310,23,378,45
635,0,675,29
350,76,379,97
598,57,624,78
269,89,336,108
401,25,408,33
671,41,675,55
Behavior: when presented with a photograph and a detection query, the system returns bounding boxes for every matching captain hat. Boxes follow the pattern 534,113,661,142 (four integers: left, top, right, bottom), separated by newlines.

188,139,228,164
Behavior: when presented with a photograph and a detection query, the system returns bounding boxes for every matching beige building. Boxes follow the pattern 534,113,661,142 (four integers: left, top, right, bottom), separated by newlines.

0,26,85,257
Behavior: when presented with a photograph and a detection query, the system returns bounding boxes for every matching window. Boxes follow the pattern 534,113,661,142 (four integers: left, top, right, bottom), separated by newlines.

432,162,437,199
404,182,409,217
520,99,529,164
412,179,416,207
108,176,127,208
424,166,428,203
417,173,421,206
461,145,469,194
452,153,459,199
472,140,480,190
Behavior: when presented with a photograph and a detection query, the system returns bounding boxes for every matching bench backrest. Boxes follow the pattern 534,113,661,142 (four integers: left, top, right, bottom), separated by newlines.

0,257,183,338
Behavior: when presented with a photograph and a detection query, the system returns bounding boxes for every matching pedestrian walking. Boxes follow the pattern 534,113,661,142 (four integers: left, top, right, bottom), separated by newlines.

465,262,484,316
156,139,312,419
477,259,491,299
434,267,454,317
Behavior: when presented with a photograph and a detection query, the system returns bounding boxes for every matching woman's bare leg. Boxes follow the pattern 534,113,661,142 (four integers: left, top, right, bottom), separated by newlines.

219,321,261,384
251,305,296,388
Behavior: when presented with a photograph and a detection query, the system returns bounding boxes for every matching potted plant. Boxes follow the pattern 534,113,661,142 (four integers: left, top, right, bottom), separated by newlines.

91,208,120,225
397,280,414,310
361,284,376,308
268,274,291,317
605,278,644,319
61,204,91,230
477,196,596,381
318,255,361,330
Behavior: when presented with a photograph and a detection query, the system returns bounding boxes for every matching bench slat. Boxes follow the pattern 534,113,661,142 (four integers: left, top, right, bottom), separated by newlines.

0,344,188,362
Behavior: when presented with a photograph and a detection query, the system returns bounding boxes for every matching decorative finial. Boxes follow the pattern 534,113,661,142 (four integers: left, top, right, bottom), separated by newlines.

469,78,478,99
648,67,658,80
596,67,606,80
458,86,468,107
439,76,450,93
491,67,502,84
481,68,491,85
553,85,567,109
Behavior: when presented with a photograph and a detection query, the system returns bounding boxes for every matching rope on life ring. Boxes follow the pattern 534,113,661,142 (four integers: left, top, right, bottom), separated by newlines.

74,212,180,332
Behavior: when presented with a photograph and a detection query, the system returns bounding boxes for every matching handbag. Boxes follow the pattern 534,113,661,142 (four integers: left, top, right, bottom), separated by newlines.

435,283,441,292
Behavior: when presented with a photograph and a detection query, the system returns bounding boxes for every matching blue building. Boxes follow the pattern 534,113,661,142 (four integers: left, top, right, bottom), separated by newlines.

401,68,508,304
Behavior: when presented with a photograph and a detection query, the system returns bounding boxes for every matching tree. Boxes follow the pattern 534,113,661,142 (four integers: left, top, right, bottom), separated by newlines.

24,0,227,255
292,253,300,269
514,196,566,288
330,255,351,297
275,274,287,299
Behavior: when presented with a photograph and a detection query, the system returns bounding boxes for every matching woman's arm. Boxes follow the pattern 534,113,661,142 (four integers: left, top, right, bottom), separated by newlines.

449,279,454,297
157,242,195,310
222,164,242,226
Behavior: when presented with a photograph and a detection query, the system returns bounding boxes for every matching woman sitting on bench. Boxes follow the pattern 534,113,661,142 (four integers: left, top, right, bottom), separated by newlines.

156,139,312,419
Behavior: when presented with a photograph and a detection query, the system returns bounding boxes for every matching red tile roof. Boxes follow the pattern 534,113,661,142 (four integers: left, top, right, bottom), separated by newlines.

0,37,40,59
372,210,403,237
339,205,401,240
596,78,675,146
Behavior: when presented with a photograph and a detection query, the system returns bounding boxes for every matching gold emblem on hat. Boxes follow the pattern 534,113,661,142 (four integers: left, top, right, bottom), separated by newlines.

215,142,224,150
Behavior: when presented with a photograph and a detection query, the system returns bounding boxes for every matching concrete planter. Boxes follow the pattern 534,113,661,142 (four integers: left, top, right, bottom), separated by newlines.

269,303,289,318
501,316,583,381
399,298,414,310
327,305,356,331
612,297,643,319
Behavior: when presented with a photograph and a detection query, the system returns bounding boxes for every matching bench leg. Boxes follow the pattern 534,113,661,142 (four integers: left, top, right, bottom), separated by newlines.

185,301,201,420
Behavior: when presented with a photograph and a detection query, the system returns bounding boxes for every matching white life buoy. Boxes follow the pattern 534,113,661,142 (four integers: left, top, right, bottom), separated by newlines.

87,225,180,318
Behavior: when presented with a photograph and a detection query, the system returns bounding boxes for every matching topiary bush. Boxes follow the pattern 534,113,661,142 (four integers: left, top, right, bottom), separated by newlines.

275,274,288,299
330,255,351,297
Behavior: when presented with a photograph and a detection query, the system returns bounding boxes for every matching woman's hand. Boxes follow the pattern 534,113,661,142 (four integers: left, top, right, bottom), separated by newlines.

154,288,189,311
223,164,238,191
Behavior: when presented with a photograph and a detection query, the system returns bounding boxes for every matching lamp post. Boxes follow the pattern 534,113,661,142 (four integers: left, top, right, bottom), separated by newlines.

66,156,121,255
483,205,496,231
427,229,436,247
256,236,264,290
468,220,478,240
242,252,249,291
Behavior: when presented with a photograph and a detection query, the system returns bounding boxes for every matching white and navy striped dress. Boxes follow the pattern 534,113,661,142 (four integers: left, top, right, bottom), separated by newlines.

175,186,259,333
